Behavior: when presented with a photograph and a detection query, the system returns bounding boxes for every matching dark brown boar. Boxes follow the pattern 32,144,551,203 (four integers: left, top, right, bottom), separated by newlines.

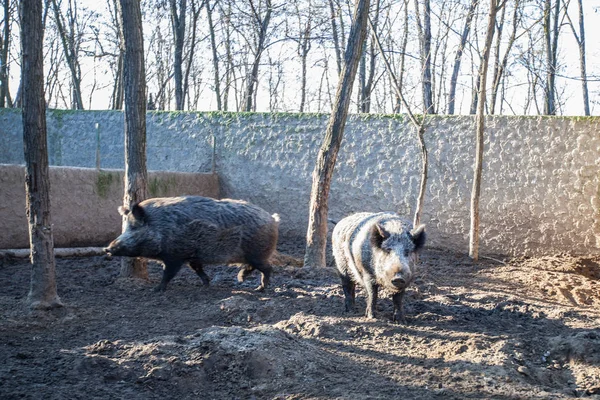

104,196,279,292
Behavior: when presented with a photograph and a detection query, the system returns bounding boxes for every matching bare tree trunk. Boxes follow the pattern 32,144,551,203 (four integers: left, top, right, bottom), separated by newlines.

490,0,520,114
299,49,307,112
183,0,201,109
170,0,186,110
21,0,62,310
222,0,233,111
295,0,313,113
0,0,12,107
575,0,589,115
328,0,342,76
244,0,272,112
565,0,589,115
206,0,222,110
118,0,148,279
447,0,478,115
304,0,370,269
469,0,498,261
111,51,124,110
414,0,434,114
393,0,409,114
358,0,379,114
543,0,560,115
50,0,84,110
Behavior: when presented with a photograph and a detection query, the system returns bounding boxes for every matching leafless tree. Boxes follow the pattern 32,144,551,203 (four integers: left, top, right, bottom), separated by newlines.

470,0,499,260
327,0,342,76
564,0,589,115
304,0,370,269
118,0,149,279
447,0,478,115
206,0,222,110
357,0,380,113
543,0,562,115
0,0,14,107
21,0,63,310
288,0,315,112
489,0,521,114
50,0,85,109
414,0,434,114
243,0,273,112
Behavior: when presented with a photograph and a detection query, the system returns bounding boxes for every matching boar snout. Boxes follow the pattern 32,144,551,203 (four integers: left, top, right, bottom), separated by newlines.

103,240,121,256
391,273,409,289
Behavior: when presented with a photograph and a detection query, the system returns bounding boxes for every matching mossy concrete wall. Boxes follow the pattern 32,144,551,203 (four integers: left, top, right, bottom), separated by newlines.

1,109,599,256
0,164,219,248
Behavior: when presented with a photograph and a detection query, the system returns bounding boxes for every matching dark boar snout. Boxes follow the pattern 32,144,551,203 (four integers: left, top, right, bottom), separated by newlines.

391,272,410,289
103,240,122,256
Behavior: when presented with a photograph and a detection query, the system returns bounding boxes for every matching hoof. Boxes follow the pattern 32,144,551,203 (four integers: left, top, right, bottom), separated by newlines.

393,312,407,325
153,285,166,293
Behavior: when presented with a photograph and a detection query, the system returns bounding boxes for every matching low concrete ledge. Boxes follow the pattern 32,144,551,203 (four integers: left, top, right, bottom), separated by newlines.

0,165,220,249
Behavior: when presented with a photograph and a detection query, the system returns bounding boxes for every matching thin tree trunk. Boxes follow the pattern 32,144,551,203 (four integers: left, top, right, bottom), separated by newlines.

206,0,222,110
183,0,201,109
111,51,124,109
543,0,560,115
297,3,312,113
170,0,186,110
393,0,409,114
118,0,148,279
0,0,12,107
447,0,478,115
304,0,370,269
328,0,342,76
565,0,589,115
50,0,84,110
244,0,272,112
359,0,379,114
490,0,520,114
414,0,434,114
21,0,62,310
299,41,308,112
469,0,498,261
575,0,589,116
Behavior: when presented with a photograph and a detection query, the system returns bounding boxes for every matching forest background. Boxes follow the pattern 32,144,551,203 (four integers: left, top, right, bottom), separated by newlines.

0,0,598,116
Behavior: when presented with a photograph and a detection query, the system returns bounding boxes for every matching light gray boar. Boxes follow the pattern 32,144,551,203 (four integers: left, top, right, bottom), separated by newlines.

332,212,426,323
103,196,280,292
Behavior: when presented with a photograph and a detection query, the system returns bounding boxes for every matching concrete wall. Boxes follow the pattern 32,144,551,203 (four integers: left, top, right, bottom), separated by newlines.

0,164,219,248
1,109,599,256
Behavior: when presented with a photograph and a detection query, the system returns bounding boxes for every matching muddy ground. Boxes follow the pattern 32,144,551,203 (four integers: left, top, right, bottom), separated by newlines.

1,243,599,400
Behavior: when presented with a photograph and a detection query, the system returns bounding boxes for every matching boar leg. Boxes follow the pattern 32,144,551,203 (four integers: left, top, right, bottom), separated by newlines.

249,259,272,291
364,281,378,319
188,260,210,286
392,291,407,324
340,274,356,312
155,259,184,292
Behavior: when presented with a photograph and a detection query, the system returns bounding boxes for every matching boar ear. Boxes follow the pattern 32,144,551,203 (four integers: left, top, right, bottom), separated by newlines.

130,203,146,222
410,224,426,251
371,222,390,248
118,206,130,216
